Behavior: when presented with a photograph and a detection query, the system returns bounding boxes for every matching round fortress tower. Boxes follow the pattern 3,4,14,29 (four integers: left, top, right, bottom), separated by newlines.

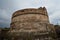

10,7,56,40
11,7,49,32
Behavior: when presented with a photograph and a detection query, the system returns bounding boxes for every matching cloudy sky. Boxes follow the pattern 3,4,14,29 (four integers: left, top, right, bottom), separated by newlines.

0,0,60,28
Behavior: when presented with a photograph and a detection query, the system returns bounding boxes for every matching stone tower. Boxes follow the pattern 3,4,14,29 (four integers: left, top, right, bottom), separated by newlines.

10,7,56,40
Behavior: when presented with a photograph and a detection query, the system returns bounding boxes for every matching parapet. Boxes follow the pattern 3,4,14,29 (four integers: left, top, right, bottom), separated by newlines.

12,7,48,18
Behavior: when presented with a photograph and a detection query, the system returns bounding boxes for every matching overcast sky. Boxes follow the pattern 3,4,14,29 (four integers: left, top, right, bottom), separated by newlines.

0,0,60,28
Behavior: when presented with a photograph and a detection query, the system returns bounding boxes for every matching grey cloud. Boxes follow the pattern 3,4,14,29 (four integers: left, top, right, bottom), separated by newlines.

0,0,60,27
0,9,10,27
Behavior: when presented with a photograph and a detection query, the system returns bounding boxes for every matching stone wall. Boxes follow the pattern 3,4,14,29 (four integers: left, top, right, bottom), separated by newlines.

10,7,56,40
11,7,49,30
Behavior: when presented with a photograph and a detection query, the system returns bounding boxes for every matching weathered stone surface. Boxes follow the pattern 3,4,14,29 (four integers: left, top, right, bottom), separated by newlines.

0,7,60,40
10,7,56,40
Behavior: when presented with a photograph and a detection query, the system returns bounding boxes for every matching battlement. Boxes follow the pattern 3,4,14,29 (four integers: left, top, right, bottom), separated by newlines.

12,7,48,18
